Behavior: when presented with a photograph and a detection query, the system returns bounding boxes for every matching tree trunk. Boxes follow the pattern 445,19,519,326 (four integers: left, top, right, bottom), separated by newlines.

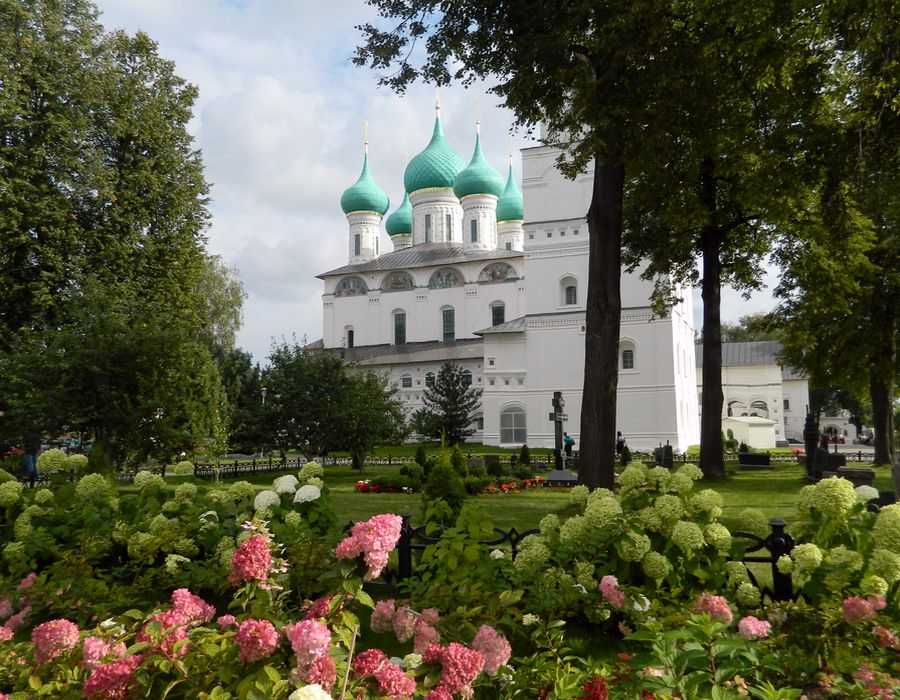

699,157,726,479
579,152,624,490
869,285,896,466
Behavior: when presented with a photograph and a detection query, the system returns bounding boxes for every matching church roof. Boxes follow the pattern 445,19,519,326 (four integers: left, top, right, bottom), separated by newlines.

385,192,412,236
317,242,522,278
474,316,527,335
453,132,504,199
404,116,465,193
496,163,524,222
695,340,806,380
312,337,483,366
340,153,390,215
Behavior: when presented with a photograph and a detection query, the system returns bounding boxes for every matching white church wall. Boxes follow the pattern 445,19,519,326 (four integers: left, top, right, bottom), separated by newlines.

781,378,809,441
521,145,594,223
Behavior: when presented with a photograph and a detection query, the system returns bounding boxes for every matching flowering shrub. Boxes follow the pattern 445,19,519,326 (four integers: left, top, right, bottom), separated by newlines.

36,449,68,475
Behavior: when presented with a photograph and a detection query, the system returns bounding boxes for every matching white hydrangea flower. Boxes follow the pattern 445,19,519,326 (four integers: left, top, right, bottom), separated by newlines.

294,484,322,504
490,549,505,560
855,485,879,502
253,490,281,511
402,653,423,669
288,685,333,700
633,594,651,612
390,656,404,667
522,613,540,626
274,474,299,495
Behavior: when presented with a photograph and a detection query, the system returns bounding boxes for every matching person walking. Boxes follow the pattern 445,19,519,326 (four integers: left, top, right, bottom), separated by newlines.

21,437,39,488
615,431,626,456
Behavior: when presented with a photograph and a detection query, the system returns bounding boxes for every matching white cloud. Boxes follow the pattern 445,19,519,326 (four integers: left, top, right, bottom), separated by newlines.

97,0,777,360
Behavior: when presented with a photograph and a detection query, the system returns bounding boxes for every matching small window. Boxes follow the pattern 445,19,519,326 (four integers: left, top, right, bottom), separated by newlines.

505,241,512,250
375,236,379,255
477,417,484,430
425,214,432,242
425,372,435,388
491,302,505,327
546,231,552,238
354,234,361,256
783,399,790,411
622,349,634,369
470,219,478,243
500,406,527,443
462,370,473,387
565,285,577,305
442,307,455,343
488,357,495,367
446,213,452,236
401,375,412,388
346,329,355,348
394,311,406,345
573,228,579,235
528,233,534,240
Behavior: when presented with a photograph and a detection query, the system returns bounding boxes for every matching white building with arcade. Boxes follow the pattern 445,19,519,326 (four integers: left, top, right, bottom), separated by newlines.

313,109,701,451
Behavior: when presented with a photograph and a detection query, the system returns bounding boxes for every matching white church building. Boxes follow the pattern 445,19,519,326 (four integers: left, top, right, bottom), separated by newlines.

312,108,700,451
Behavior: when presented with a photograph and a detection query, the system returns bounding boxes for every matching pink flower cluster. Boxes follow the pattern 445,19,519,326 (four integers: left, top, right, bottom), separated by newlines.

471,625,512,675
305,654,337,690
854,665,900,700
370,599,441,653
737,616,771,640
31,618,80,664
286,618,332,682
235,619,279,663
0,597,12,621
694,593,733,624
303,595,333,620
335,513,403,579
1,577,35,636
137,589,216,659
599,575,626,610
874,625,900,650
83,654,142,700
82,637,127,671
353,648,416,699
229,534,273,586
423,642,485,697
217,614,237,629
0,627,12,643
18,572,37,591
842,595,886,624
170,589,216,624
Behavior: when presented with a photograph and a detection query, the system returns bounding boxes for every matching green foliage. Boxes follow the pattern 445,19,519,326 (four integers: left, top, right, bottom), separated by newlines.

412,362,481,445
422,450,467,517
620,445,631,467
414,444,428,469
399,462,424,490
86,441,113,475
484,454,506,479
0,468,16,483
450,444,466,476
66,454,88,472
173,461,194,476
518,443,531,466
36,449,68,475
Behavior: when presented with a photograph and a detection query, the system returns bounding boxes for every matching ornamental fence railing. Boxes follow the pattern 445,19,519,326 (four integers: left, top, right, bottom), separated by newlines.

382,514,797,603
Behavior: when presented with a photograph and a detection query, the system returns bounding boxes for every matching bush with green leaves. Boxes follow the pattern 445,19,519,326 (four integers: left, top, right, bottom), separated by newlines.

484,454,505,478
66,453,89,472
422,450,467,519
37,448,68,475
399,462,424,490
450,444,467,476
518,444,531,465
173,460,194,476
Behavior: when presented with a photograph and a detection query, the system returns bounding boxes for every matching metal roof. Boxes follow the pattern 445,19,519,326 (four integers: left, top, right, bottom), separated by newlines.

474,316,527,335
695,340,806,380
315,338,484,367
317,242,522,278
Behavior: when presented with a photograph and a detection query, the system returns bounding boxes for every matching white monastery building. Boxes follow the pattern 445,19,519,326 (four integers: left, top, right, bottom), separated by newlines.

313,107,701,451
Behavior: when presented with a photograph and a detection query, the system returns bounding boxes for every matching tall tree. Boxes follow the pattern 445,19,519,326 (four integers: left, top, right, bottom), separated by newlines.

412,362,481,445
719,314,780,343
355,0,686,488
622,0,826,478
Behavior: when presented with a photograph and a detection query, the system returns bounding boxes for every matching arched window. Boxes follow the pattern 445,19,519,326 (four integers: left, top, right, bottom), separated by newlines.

620,340,636,370
727,400,746,417
560,275,577,305
500,405,527,444
490,301,505,327
441,306,455,343
749,400,769,419
401,375,412,388
425,372,435,388
344,326,355,349
334,276,368,297
478,262,516,283
428,268,463,289
462,370,473,387
382,271,415,292
393,310,406,345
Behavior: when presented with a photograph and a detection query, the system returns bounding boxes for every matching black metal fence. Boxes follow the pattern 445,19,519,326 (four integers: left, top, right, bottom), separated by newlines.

391,514,797,602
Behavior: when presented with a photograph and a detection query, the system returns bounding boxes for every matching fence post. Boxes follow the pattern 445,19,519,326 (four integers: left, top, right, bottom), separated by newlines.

767,517,794,601
397,515,413,581
858,450,862,463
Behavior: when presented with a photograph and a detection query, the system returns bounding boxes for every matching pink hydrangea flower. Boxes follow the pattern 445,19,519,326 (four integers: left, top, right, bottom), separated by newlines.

393,606,417,643
137,610,189,659
413,619,440,654
305,653,337,690
334,514,403,579
694,593,733,624
737,616,771,640
229,534,273,586
353,648,389,676
371,599,396,633
4,605,30,632
303,595,333,621
170,589,215,624
217,615,237,629
235,619,279,663
32,618,80,664
82,637,126,670
874,626,900,649
599,576,626,610
0,597,12,621
842,596,877,624
0,627,12,643
18,572,37,590
424,687,454,700
868,595,887,611
83,655,142,700
471,625,512,675
426,642,485,695
285,619,331,670
420,608,440,626
373,662,417,699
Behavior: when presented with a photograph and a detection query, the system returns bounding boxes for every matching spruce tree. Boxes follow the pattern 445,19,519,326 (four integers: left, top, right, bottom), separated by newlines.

413,362,481,445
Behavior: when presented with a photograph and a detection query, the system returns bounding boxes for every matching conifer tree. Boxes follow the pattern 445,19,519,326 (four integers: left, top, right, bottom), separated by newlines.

413,362,481,445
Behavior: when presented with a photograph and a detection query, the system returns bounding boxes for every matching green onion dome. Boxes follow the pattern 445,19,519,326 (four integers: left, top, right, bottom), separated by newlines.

385,192,412,236
453,132,504,199
403,116,465,194
496,162,524,222
340,153,390,215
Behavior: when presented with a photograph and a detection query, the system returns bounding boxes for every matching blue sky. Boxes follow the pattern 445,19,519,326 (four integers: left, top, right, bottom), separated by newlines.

96,0,778,363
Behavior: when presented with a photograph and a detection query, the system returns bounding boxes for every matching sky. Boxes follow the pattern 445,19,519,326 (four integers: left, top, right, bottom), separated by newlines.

96,0,780,363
